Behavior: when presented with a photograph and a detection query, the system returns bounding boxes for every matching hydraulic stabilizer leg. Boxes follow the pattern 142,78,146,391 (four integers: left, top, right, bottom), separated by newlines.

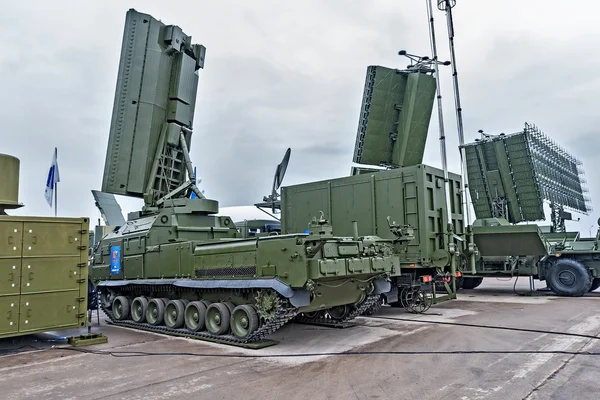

179,130,205,199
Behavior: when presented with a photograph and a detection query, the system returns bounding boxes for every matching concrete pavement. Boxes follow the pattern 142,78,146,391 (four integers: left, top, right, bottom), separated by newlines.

1,278,599,400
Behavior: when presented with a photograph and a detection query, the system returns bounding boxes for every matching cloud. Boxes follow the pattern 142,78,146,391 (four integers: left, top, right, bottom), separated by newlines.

2,0,600,236
193,54,358,205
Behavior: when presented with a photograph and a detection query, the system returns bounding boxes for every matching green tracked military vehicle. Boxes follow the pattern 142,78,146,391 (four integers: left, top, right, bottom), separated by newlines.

235,218,281,239
88,9,394,345
91,213,393,343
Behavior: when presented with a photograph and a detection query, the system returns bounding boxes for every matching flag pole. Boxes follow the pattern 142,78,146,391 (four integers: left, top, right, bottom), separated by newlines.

54,147,58,217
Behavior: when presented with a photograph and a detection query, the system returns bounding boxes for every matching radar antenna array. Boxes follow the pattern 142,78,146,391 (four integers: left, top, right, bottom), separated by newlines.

462,123,592,232
100,9,207,210
350,51,440,175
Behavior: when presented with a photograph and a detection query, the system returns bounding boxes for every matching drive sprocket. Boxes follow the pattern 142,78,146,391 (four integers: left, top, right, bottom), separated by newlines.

254,289,280,321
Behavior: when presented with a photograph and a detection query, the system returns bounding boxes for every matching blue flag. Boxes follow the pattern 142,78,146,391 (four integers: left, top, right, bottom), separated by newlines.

44,148,60,207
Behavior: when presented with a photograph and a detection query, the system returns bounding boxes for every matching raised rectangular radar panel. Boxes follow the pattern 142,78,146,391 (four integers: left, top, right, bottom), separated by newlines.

91,190,126,227
101,9,206,206
352,65,436,169
463,122,592,226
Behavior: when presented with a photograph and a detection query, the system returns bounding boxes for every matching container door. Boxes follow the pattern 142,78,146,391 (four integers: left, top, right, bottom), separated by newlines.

20,257,82,294
18,220,86,333
0,258,21,295
0,295,20,337
19,292,84,333
21,221,83,257
0,221,23,258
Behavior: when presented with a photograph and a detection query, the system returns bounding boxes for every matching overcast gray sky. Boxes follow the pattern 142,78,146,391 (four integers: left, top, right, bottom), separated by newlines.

2,0,599,235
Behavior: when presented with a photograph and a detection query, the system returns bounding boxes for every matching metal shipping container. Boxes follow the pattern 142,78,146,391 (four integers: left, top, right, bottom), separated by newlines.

281,164,464,266
0,216,90,339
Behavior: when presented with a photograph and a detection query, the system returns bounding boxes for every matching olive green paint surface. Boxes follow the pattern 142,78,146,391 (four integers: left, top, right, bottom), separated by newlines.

0,216,89,339
353,66,436,169
281,164,464,267
464,133,545,223
89,217,396,314
101,9,206,202
471,219,548,257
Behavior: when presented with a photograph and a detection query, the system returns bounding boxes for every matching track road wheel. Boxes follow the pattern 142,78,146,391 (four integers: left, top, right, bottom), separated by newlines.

589,278,600,292
165,300,186,329
223,301,235,314
200,299,212,308
146,298,166,326
546,259,592,297
230,305,259,339
328,305,350,320
131,297,149,323
112,296,130,320
185,301,208,331
462,277,483,290
101,291,114,309
205,303,231,335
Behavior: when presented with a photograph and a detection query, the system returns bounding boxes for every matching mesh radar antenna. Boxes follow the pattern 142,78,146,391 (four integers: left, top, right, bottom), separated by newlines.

101,9,208,214
462,123,592,232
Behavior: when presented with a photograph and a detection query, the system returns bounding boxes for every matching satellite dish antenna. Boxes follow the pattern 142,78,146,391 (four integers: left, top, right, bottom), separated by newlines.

266,148,291,213
255,148,292,218
270,148,291,212
274,148,291,191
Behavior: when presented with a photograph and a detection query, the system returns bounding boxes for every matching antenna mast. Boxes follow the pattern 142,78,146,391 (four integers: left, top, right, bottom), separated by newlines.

426,0,453,227
438,0,471,226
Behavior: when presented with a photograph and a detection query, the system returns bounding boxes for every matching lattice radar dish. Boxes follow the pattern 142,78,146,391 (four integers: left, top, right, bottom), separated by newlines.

463,122,591,225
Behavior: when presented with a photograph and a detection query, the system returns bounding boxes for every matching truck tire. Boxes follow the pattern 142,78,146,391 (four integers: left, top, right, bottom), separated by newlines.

546,259,592,297
589,278,600,292
462,277,483,290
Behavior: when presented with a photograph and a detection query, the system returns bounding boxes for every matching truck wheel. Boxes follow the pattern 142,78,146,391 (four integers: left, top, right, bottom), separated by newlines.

546,259,592,297
589,278,600,292
462,277,483,290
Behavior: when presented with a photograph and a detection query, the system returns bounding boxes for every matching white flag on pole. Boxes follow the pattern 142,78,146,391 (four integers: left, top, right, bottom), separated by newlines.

44,147,60,207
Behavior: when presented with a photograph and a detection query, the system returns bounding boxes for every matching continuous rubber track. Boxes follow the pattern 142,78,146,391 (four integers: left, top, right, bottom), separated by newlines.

101,290,298,344
101,286,380,341
361,296,384,316
102,303,298,344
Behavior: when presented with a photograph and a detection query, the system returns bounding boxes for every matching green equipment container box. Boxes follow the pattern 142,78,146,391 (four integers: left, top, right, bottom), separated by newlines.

281,164,464,265
0,216,89,339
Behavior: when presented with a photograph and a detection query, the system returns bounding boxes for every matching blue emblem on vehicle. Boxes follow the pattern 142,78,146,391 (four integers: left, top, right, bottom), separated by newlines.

110,245,121,275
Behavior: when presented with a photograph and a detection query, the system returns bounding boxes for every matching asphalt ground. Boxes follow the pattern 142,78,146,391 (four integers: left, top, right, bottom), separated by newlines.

1,278,599,400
